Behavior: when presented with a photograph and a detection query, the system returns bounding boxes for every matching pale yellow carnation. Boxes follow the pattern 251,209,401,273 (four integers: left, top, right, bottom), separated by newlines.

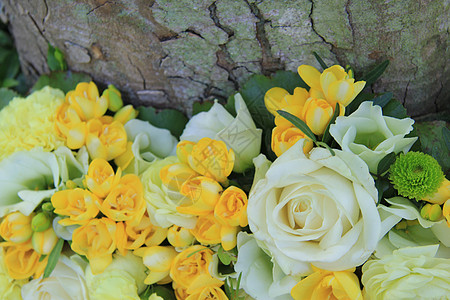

0,87,65,161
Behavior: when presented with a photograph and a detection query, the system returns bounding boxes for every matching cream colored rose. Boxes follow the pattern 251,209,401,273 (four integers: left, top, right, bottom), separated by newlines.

248,140,385,275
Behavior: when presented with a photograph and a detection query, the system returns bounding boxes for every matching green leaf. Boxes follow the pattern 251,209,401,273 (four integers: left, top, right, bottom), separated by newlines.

152,286,176,300
371,92,393,108
316,141,335,156
277,110,317,143
137,106,188,139
39,254,47,262
0,87,19,110
361,60,390,86
322,103,340,144
382,98,408,119
192,100,214,115
377,152,397,176
375,177,390,205
0,51,19,82
31,71,92,94
47,44,67,72
218,246,236,265
312,51,328,70
224,93,237,116
43,239,64,278
1,78,18,88
270,70,309,93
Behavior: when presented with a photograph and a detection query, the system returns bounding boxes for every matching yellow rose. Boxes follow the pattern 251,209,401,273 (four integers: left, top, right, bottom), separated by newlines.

271,125,313,157
85,158,122,198
0,211,33,243
298,64,365,108
134,246,178,285
191,214,222,245
170,245,215,289
214,186,248,227
423,178,450,205
167,225,195,248
116,214,167,255
291,266,362,300
265,87,309,116
71,218,117,274
51,188,100,226
186,274,226,300
443,199,450,227
187,138,235,183
101,174,145,222
66,81,108,121
178,176,223,216
86,119,128,161
31,227,58,255
160,162,199,192
3,242,46,280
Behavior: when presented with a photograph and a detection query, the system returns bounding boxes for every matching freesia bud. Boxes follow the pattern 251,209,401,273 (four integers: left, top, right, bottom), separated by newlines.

31,227,59,255
167,225,195,248
42,202,54,213
103,84,123,112
31,212,51,232
420,203,442,222
65,179,78,189
114,105,138,125
0,212,33,243
423,178,450,205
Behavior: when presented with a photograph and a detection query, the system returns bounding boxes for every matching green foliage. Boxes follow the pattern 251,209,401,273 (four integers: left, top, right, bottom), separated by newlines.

137,106,188,138
371,92,393,108
47,43,67,72
321,103,340,144
0,87,19,110
382,98,408,119
377,152,397,176
312,51,328,70
192,100,214,115
31,71,92,94
140,285,175,300
43,239,64,278
361,60,390,87
218,246,237,266
0,24,20,89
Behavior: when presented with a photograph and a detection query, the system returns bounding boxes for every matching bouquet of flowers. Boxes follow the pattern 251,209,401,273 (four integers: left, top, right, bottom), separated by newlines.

0,46,448,300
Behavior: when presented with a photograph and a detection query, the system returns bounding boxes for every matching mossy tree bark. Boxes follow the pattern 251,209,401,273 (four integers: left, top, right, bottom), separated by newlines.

1,0,449,117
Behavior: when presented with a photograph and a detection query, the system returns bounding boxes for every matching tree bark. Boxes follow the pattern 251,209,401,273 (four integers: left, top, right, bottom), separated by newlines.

1,0,449,117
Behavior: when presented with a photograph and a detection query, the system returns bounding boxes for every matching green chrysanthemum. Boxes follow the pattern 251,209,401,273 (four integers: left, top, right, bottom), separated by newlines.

389,152,444,200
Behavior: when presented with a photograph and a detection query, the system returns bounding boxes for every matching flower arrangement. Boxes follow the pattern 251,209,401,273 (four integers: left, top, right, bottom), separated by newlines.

0,47,449,300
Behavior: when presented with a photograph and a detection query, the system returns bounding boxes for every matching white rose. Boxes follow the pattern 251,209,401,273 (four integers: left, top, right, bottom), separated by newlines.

329,101,417,173
21,255,89,300
181,93,262,173
248,140,388,275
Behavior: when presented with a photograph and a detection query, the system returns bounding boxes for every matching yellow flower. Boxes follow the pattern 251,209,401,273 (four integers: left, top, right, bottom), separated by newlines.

0,87,65,161
265,87,309,116
423,178,450,205
55,102,87,149
160,163,199,192
291,266,362,300
113,104,138,125
3,242,46,280
191,214,222,245
178,176,223,216
85,158,122,198
214,186,248,227
443,199,450,227
66,81,108,121
114,141,134,170
0,248,26,299
102,84,123,112
71,218,117,274
173,280,189,300
51,188,100,225
134,246,178,285
176,140,195,164
101,174,145,222
298,64,365,108
170,245,215,289
186,274,226,300
0,212,33,244
31,227,58,255
167,225,195,248
86,118,128,161
116,214,167,255
271,125,313,157
220,225,239,251
274,104,304,129
301,97,336,136
187,138,235,183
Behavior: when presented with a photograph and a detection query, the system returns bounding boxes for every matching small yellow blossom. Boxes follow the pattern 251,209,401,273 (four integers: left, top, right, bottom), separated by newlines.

66,81,108,121
134,246,178,285
0,212,33,244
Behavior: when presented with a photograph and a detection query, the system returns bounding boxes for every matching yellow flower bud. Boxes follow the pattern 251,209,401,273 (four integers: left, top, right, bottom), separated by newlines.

85,158,122,198
71,218,117,274
65,179,78,189
134,246,178,285
301,97,334,136
113,104,138,125
420,203,443,222
176,140,195,164
160,163,199,192
271,125,313,157
191,214,222,245
214,186,248,227
86,119,128,161
423,178,450,205
265,87,309,116
169,245,215,289
31,227,58,255
291,266,362,300
54,103,87,149
102,84,123,112
443,200,450,227
51,188,100,226
3,242,46,280
274,104,304,129
167,225,195,248
0,212,33,243
178,176,223,216
66,81,108,121
114,141,134,170
187,138,235,183
31,212,51,232
220,225,239,251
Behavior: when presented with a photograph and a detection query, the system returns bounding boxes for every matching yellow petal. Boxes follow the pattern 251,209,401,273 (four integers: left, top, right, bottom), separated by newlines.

320,71,337,100
351,80,366,103
324,65,347,80
265,87,290,116
327,80,354,107
333,271,363,300
309,88,325,99
67,122,87,149
298,65,322,91
291,272,324,300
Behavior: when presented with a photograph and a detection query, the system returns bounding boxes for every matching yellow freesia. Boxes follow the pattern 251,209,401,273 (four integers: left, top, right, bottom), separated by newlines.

134,246,178,285
190,213,222,246
66,81,108,121
178,176,223,216
160,162,199,192
51,188,100,225
214,186,248,227
2,242,46,280
423,178,450,205
0,212,33,244
85,158,122,198
271,125,313,157
167,225,195,248
31,227,58,255
86,118,128,161
291,266,362,300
